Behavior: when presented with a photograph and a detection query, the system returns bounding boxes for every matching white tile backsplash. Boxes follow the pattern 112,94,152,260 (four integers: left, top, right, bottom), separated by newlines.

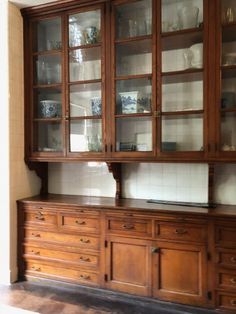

49,162,210,203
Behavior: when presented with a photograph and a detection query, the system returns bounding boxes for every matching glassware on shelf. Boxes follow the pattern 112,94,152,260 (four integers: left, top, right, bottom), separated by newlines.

177,1,199,30
223,7,235,23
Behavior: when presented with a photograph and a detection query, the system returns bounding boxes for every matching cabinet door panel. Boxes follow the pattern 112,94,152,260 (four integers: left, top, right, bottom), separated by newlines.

105,236,151,296
152,241,208,306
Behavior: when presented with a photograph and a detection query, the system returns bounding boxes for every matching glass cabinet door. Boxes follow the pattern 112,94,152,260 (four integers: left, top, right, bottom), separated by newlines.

113,0,154,155
160,0,205,154
219,0,236,154
68,8,104,154
32,17,64,154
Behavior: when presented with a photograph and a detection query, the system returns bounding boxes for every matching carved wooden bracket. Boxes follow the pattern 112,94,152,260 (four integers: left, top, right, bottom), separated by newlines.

26,162,48,195
106,162,122,199
208,163,215,206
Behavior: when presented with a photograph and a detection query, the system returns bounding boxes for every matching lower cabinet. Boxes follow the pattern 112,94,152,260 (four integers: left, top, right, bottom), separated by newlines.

18,197,236,311
152,241,208,306
104,236,152,296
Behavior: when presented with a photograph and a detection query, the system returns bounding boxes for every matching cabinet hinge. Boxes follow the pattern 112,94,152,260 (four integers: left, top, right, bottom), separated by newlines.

104,240,108,248
207,291,212,300
207,252,211,261
104,274,108,281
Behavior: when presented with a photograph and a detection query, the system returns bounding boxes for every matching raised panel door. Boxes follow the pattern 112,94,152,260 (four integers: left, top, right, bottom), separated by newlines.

105,236,152,296
152,241,208,306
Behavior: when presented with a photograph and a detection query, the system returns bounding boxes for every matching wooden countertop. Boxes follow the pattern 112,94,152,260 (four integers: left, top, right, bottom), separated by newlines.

17,193,236,218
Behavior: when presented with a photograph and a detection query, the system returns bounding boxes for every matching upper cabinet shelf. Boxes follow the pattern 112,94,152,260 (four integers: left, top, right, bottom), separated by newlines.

21,0,236,162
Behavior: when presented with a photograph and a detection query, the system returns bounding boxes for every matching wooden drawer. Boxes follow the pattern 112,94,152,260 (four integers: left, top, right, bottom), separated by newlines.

23,244,99,268
25,260,99,286
217,270,236,290
24,210,57,227
216,249,236,268
106,218,152,237
24,228,100,250
154,221,207,243
59,214,99,234
215,225,236,247
217,291,236,311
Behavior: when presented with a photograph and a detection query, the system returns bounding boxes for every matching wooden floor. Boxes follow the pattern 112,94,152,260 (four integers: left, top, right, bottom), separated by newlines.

0,281,218,314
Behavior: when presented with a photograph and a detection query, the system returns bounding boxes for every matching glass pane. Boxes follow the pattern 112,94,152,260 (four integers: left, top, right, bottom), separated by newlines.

116,39,152,76
162,114,203,151
221,0,236,23
34,88,62,118
70,83,102,117
34,122,62,152
116,117,152,152
221,77,236,109
116,78,152,114
221,112,236,151
69,10,101,47
115,0,152,39
70,119,102,152
33,17,62,52
162,42,203,72
222,29,236,66
162,78,203,112
69,47,101,81
35,55,61,85
161,0,203,33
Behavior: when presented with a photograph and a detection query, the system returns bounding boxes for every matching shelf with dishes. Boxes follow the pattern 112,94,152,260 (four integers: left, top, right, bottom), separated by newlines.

161,28,203,51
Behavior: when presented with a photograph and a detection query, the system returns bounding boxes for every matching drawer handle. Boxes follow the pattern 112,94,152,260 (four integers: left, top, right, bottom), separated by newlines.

230,300,236,306
75,220,86,225
122,224,135,230
31,233,41,238
230,278,236,284
31,266,41,272
80,256,90,262
175,229,187,235
31,250,40,255
79,274,90,280
80,238,90,244
231,257,236,263
35,212,44,221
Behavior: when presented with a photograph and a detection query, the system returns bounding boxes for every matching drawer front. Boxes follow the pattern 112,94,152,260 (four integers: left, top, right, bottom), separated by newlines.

106,218,152,237
216,249,236,268
217,271,236,290
155,222,207,243
215,225,236,246
25,261,99,285
59,214,99,234
24,228,100,250
24,210,57,227
217,292,236,311
24,245,99,268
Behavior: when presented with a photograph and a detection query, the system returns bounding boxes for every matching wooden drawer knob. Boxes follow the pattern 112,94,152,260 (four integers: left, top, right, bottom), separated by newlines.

31,233,41,238
79,274,90,280
230,278,236,284
230,300,236,306
122,224,134,230
80,238,90,244
31,266,41,272
231,257,236,263
75,220,86,225
35,212,44,221
80,256,90,262
175,229,187,235
31,250,40,255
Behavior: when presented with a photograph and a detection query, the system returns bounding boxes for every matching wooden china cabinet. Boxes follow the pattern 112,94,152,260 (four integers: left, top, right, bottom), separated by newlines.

23,0,236,163
18,0,236,313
